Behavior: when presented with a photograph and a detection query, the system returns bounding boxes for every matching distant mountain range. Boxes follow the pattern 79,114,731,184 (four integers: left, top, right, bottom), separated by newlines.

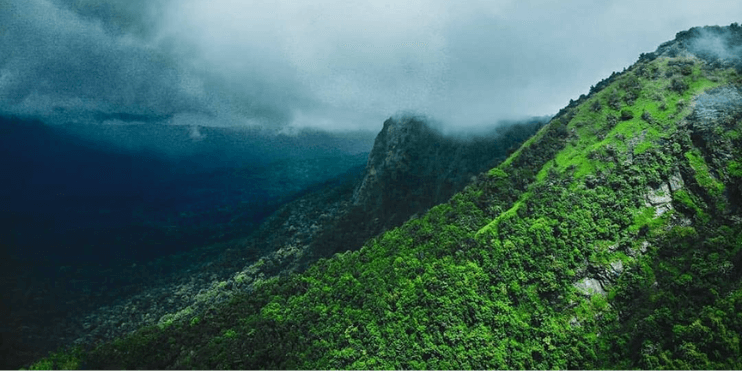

0,117,374,264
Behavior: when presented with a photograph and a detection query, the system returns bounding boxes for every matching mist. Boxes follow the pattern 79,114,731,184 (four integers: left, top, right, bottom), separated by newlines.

2,0,741,140
686,25,742,67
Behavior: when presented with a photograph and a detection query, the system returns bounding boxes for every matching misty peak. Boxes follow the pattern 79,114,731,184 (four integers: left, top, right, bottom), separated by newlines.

646,24,742,69
378,115,439,145
351,114,545,223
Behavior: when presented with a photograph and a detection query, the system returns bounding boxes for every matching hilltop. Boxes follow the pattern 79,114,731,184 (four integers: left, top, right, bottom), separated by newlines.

28,24,742,369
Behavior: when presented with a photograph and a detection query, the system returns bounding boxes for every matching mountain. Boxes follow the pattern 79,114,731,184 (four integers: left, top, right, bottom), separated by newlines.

1,108,543,368
2,113,544,370
27,24,742,369
305,116,546,261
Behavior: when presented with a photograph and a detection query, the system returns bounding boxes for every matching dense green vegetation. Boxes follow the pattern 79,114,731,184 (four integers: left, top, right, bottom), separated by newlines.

307,117,546,261
27,28,742,369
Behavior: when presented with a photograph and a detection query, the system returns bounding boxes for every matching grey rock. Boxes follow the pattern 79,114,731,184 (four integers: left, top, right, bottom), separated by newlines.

692,86,742,124
609,260,624,278
569,316,581,328
574,278,606,296
627,241,650,258
669,172,685,192
646,183,672,206
645,183,674,216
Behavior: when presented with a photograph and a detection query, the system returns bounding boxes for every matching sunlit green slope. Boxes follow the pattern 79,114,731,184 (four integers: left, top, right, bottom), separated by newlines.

31,25,742,370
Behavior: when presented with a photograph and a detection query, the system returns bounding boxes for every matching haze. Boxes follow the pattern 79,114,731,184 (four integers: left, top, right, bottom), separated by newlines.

1,0,740,136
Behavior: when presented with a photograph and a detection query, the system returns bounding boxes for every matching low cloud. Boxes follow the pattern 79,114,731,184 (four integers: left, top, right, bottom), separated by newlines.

687,25,742,65
0,0,199,121
1,0,742,139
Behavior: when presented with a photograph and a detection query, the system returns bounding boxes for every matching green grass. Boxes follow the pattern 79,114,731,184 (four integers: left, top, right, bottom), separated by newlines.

685,150,725,198
476,199,524,238
725,130,740,141
541,58,724,181
487,167,508,179
630,206,671,233
634,141,655,155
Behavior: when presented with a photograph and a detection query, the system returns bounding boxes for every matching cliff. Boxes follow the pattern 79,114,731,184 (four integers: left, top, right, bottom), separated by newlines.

306,115,544,259
352,116,535,229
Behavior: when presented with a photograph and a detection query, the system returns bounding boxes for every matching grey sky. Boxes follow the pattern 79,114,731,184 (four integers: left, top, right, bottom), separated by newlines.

1,0,740,134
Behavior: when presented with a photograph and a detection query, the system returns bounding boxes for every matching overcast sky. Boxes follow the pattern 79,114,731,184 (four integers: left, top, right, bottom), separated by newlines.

1,0,741,134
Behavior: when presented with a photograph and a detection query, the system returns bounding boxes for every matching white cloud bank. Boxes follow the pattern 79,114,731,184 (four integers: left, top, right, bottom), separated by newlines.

1,0,741,134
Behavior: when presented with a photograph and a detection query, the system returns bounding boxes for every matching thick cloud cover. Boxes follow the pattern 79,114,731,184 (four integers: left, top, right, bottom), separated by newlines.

1,0,741,134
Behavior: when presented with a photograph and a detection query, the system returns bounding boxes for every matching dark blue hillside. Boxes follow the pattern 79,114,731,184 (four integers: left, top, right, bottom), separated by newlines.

1,117,173,261
0,116,371,265
0,115,371,368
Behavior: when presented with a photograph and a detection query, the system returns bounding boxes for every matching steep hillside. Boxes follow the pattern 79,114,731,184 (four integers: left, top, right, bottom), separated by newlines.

1,116,373,369
7,115,542,369
28,24,742,370
306,116,545,260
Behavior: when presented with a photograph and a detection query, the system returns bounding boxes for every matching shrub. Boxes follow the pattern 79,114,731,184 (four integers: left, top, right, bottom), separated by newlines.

608,89,622,110
620,109,634,121
606,114,618,129
590,100,603,112
670,78,689,93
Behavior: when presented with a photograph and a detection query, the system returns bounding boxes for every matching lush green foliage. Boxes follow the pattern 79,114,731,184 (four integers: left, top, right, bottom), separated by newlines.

25,348,82,370
29,42,742,369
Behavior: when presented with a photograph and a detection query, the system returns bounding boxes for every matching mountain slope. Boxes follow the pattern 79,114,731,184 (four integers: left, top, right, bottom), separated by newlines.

305,116,545,261
0,116,375,369
30,24,742,369
7,115,544,370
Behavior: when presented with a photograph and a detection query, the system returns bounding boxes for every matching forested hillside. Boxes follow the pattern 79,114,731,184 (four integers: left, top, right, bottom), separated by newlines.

29,25,742,370
4,107,543,370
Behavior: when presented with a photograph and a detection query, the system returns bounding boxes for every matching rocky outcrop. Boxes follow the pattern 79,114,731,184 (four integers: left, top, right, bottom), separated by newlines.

351,115,544,235
353,116,477,225
306,115,546,258
686,86,742,215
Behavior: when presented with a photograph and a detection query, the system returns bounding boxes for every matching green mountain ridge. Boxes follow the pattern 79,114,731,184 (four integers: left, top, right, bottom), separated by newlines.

30,24,742,369
6,110,543,370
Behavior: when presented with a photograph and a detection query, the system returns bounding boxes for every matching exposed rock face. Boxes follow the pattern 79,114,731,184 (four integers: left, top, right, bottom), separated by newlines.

353,117,438,207
575,278,606,296
305,116,546,259
353,116,476,222
692,86,742,123
645,183,673,216
687,86,742,215
352,115,541,234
